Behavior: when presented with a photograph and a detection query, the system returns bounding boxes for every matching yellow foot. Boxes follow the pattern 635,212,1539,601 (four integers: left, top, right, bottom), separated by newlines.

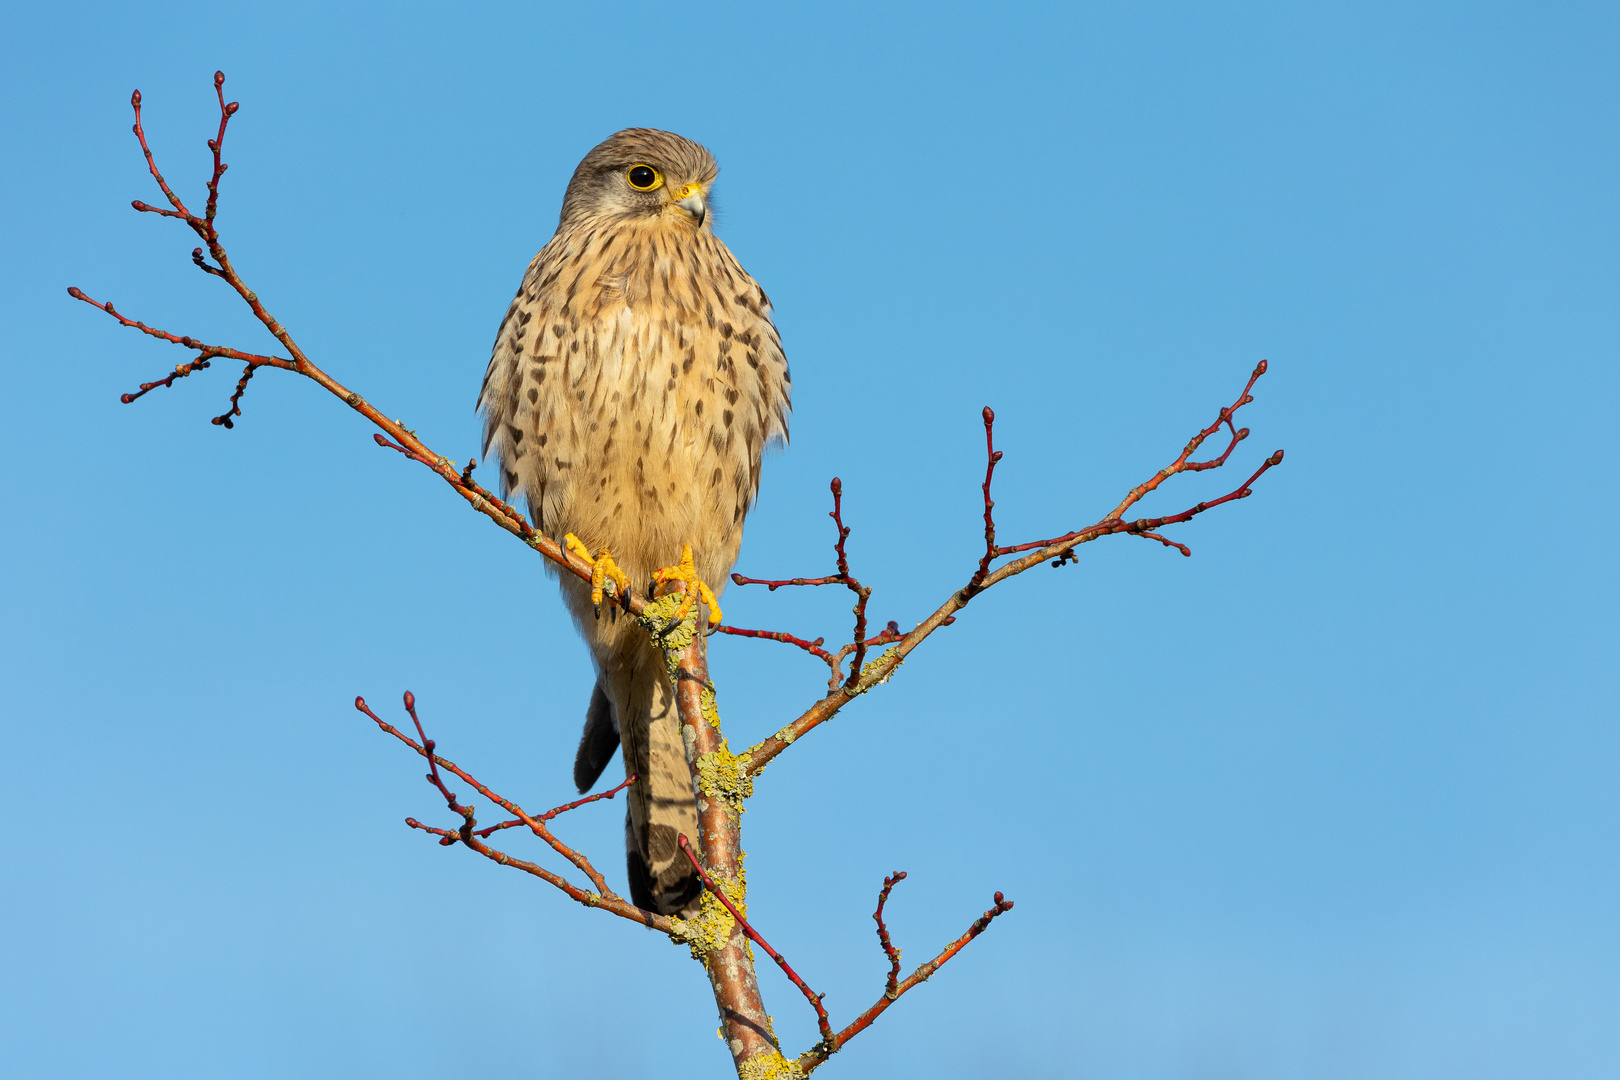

564,533,631,617
653,544,723,627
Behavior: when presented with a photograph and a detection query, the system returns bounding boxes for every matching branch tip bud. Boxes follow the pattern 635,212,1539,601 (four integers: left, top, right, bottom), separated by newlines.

403,690,416,709
982,405,994,424
131,89,141,106
354,696,366,710
214,71,225,86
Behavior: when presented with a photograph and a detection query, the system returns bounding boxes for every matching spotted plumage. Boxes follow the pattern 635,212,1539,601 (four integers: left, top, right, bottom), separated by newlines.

477,129,789,914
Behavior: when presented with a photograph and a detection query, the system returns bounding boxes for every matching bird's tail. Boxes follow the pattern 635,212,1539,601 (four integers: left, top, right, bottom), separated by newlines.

575,661,701,917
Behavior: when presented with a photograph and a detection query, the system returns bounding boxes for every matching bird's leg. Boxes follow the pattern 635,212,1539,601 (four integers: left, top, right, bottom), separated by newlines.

653,544,723,627
564,533,632,618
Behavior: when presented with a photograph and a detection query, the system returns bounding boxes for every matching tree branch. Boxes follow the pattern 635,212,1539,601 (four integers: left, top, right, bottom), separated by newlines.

794,889,1016,1074
679,834,833,1045
71,72,651,616
744,361,1282,777
353,693,665,932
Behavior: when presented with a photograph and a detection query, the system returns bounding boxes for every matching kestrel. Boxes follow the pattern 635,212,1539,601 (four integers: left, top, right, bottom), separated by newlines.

477,130,790,915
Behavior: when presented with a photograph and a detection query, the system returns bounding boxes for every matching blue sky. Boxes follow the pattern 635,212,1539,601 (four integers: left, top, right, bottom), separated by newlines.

2,2,1616,1077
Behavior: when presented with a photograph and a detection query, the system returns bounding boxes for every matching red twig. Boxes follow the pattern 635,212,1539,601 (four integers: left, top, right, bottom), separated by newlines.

794,889,1015,1073
874,871,907,998
678,834,833,1044
352,693,664,931
998,448,1283,561
711,624,834,664
473,773,638,839
72,74,633,618
966,406,1002,596
730,573,844,590
828,479,876,690
203,71,232,227
66,286,294,409
191,246,225,278
1136,529,1192,557
714,617,952,696
747,363,1282,778
211,363,255,428
118,355,212,403
730,478,882,691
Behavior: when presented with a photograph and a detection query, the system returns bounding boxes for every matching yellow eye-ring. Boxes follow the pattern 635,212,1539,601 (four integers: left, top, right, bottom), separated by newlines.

626,164,663,191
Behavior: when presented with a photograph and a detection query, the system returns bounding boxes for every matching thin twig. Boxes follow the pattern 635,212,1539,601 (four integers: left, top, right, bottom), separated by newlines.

746,363,1282,777
118,355,212,403
874,871,907,998
966,405,1002,596
73,74,611,607
795,889,1015,1074
474,773,638,839
353,693,664,931
711,624,834,664
730,573,845,590
679,834,833,1043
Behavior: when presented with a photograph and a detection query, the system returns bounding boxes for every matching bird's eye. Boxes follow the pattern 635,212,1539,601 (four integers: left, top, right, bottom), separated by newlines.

627,165,662,191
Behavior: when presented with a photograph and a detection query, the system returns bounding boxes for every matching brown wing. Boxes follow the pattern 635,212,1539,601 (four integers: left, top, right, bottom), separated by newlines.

475,232,585,537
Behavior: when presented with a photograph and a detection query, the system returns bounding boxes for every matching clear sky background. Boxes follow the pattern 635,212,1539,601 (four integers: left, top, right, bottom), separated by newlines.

2,3,1616,1078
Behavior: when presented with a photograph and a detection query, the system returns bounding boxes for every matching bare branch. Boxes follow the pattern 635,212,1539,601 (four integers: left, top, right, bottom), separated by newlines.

71,77,647,616
874,871,907,998
966,405,1003,596
745,362,1282,777
679,834,833,1045
353,693,665,932
795,888,1016,1074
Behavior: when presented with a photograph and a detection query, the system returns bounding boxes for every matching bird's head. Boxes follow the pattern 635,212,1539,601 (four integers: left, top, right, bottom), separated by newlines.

559,128,719,231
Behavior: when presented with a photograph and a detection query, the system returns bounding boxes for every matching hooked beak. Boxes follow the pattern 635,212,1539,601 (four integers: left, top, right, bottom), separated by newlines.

673,182,707,226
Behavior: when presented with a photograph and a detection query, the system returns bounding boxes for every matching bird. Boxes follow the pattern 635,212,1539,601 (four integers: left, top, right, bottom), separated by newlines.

476,129,790,916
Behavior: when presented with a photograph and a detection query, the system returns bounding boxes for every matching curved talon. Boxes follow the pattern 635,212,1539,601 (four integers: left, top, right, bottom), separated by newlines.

653,544,723,626
564,533,631,617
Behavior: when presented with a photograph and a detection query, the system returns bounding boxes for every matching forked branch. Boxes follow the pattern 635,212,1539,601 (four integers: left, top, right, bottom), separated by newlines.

741,360,1282,777
69,72,635,614
354,692,664,932
679,834,834,1045
794,887,1016,1073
